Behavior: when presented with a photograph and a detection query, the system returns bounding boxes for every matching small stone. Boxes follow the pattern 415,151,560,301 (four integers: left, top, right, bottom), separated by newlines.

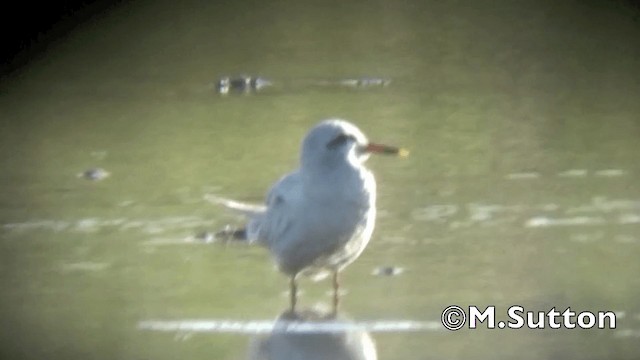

372,266,405,276
78,168,110,181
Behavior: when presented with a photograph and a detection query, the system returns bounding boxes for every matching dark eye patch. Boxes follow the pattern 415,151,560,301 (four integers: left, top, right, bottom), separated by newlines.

326,133,354,149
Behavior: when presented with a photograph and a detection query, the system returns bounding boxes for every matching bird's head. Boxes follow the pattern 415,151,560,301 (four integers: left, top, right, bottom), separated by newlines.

301,119,408,170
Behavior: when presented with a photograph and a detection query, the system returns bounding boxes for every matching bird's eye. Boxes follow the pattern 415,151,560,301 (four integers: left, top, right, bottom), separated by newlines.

326,134,351,149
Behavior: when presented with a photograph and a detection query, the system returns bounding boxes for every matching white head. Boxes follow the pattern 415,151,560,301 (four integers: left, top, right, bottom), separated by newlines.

300,119,406,171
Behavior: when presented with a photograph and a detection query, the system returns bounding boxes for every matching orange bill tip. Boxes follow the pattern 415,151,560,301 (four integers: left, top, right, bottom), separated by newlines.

365,143,409,157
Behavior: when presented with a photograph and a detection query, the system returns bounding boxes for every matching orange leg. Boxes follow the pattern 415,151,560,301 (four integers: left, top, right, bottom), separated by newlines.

289,275,298,312
332,270,340,313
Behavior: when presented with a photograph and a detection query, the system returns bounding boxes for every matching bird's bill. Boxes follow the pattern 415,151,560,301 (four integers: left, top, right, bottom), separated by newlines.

364,143,410,157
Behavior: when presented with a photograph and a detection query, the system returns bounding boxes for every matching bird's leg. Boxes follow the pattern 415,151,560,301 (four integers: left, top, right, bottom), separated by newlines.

332,270,340,313
289,275,298,312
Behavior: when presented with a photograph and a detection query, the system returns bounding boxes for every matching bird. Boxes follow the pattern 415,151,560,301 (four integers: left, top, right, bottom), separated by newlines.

209,119,408,311
215,75,273,94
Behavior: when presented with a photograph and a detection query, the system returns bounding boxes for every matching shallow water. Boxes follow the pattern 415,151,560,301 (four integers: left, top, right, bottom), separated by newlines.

1,0,640,359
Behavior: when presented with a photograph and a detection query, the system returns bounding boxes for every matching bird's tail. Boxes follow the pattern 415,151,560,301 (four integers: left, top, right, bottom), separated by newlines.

204,194,266,217
214,226,248,241
204,194,265,244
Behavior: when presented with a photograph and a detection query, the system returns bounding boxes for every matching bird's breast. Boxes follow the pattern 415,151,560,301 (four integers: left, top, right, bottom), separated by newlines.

304,167,375,238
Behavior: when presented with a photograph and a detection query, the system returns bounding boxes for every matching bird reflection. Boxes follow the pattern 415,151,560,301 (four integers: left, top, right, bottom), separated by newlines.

247,308,377,360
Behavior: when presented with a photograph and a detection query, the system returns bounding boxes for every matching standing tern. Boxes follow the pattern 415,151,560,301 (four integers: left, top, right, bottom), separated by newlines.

210,119,408,311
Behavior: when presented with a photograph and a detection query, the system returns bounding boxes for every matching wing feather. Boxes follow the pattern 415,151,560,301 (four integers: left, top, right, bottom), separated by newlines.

257,172,301,248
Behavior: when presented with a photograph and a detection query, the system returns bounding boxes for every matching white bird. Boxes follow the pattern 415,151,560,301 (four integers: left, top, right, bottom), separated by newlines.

209,119,408,311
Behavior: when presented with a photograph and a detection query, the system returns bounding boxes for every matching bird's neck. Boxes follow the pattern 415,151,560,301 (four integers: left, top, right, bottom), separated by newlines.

301,160,369,198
